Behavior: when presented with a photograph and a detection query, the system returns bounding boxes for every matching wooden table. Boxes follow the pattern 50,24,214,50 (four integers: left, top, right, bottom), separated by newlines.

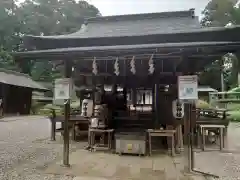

198,124,225,151
50,115,89,141
147,129,176,156
89,128,114,152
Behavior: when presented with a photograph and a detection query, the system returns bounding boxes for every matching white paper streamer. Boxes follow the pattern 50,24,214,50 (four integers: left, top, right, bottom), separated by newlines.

114,57,120,76
92,57,98,75
130,56,136,74
148,54,154,74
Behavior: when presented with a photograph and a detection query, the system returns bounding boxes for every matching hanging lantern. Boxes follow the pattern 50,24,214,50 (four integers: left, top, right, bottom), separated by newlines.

148,54,154,74
114,57,120,76
130,56,136,74
92,57,98,75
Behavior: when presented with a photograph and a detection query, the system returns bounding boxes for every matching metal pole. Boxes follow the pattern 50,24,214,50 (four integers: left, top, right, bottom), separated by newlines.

220,57,225,92
189,103,194,170
187,103,192,172
63,60,72,167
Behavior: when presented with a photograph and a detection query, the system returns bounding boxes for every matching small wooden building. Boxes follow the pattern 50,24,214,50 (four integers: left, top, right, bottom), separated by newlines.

0,69,47,115
13,9,240,164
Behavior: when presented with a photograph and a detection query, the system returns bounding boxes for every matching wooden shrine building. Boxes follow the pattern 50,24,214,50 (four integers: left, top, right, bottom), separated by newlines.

13,9,240,164
0,69,47,116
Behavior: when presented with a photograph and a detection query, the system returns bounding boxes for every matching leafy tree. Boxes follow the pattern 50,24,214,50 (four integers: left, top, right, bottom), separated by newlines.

201,0,238,26
0,0,20,51
0,47,19,71
200,0,240,90
0,0,100,81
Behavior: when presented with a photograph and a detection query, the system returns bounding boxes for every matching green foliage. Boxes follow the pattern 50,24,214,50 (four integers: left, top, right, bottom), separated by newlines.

0,48,19,71
0,0,100,80
201,0,238,26
200,0,240,90
228,111,240,122
33,100,81,116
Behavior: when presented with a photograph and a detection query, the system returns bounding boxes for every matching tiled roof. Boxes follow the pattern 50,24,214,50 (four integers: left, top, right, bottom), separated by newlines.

25,9,201,39
0,69,48,90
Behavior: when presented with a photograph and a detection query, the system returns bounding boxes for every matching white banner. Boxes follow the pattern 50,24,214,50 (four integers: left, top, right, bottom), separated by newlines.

178,75,198,100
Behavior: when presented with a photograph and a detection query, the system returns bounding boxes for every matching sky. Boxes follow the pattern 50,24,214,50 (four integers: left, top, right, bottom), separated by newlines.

86,0,211,17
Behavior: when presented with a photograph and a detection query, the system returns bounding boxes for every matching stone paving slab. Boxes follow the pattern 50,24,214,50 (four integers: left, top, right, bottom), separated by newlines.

44,149,206,180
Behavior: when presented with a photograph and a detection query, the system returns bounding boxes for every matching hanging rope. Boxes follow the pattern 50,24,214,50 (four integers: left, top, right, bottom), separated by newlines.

92,57,98,75
114,57,120,76
148,54,155,74
130,56,136,74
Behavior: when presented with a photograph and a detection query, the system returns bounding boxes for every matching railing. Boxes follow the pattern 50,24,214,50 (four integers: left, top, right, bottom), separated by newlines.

195,108,230,127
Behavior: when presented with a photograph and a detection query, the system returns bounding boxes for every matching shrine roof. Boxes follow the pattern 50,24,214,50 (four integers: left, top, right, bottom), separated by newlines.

24,9,199,40
13,41,240,59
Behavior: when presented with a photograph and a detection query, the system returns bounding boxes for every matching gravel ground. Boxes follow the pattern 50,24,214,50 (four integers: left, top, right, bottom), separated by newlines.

195,122,240,180
1,116,240,180
0,116,76,180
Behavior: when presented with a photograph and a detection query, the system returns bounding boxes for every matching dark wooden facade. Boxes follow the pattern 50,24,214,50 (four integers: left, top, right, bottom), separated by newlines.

0,69,48,116
0,83,32,115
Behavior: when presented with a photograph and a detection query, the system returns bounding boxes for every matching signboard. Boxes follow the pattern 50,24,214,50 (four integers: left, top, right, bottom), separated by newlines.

54,78,72,100
178,75,198,101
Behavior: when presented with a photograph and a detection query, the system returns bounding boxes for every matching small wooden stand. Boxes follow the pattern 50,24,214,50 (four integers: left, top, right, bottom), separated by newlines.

198,124,225,151
147,129,176,156
89,129,114,152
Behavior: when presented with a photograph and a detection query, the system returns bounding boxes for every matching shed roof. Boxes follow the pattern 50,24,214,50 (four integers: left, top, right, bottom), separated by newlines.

198,86,218,92
0,69,48,90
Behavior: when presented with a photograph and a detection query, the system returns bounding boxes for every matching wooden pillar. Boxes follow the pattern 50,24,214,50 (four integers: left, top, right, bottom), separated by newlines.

166,125,174,153
154,83,159,128
151,85,155,128
132,88,136,105
183,103,189,144
123,86,127,108
1,84,7,116
63,60,72,167
175,124,184,152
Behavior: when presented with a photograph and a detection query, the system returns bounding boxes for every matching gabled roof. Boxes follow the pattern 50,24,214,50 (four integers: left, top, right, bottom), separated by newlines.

21,9,240,51
25,9,200,39
0,69,48,90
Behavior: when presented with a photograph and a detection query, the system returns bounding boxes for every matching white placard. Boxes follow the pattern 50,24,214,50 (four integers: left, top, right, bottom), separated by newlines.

54,78,72,100
178,75,198,100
